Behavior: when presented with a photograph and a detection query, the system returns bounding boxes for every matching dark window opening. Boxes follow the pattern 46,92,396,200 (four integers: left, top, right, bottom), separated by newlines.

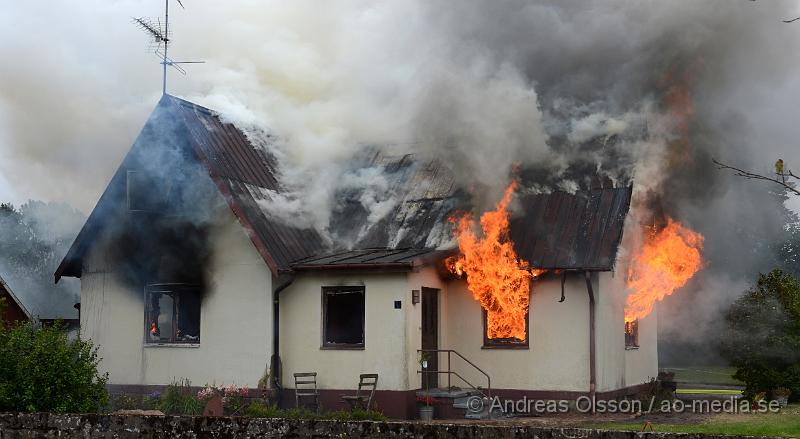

322,286,365,349
482,308,529,349
145,284,201,344
127,171,165,212
625,320,639,348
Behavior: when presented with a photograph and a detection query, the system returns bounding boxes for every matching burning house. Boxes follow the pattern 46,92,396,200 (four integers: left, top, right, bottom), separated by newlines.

55,94,695,419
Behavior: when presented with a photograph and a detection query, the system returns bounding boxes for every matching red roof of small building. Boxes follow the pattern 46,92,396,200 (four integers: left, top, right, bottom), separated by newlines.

0,274,32,323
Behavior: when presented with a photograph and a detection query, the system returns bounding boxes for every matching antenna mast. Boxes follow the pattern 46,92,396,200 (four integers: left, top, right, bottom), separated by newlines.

133,0,203,96
163,0,169,95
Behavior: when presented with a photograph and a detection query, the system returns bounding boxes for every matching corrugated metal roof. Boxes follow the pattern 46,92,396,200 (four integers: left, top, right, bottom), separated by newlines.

329,151,466,250
291,248,440,271
509,186,632,270
171,97,326,272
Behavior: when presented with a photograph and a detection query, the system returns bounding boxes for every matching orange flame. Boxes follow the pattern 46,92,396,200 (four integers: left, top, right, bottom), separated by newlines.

624,217,704,323
446,181,543,340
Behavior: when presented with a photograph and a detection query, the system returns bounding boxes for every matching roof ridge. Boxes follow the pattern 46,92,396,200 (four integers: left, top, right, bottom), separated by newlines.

162,94,216,116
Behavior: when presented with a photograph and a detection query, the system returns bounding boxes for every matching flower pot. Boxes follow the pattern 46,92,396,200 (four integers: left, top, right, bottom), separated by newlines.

419,405,434,421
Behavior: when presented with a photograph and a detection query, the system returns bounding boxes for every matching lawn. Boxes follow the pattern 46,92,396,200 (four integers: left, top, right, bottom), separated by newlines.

592,404,800,437
661,366,743,386
675,389,742,395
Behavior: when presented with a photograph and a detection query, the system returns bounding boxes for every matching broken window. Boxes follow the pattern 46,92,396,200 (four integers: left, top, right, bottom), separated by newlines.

482,309,529,349
625,320,639,348
322,286,365,348
145,284,201,344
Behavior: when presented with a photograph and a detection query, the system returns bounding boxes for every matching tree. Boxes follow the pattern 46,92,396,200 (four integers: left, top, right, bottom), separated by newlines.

719,269,800,401
713,158,799,196
0,201,84,318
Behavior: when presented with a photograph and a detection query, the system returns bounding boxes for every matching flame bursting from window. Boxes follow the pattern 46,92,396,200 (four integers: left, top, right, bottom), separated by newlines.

624,217,704,323
446,181,544,340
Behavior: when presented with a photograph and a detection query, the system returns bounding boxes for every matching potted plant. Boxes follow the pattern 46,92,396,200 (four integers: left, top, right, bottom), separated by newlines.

773,387,791,407
417,395,435,421
418,351,434,420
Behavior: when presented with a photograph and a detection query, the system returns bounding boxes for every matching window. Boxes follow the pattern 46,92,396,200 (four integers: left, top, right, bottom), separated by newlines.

145,284,201,344
322,286,365,349
625,320,639,348
482,308,529,349
127,171,163,212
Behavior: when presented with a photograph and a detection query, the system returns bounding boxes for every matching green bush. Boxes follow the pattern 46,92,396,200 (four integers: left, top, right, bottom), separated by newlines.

243,402,386,421
158,379,204,415
326,408,387,421
0,321,108,412
720,269,800,401
245,401,283,418
107,393,160,412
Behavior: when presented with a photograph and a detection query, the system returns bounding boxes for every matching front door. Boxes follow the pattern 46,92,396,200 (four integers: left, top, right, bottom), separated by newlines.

421,287,439,389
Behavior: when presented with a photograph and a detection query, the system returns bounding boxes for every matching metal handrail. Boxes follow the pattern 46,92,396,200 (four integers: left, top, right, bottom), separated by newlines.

417,349,492,400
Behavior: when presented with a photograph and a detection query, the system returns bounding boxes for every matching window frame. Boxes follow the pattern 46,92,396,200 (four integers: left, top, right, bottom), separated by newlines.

144,283,202,346
625,319,639,349
481,308,529,349
321,286,365,350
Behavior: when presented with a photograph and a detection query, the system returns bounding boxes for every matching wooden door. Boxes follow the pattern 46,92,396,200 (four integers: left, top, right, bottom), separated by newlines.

421,287,439,389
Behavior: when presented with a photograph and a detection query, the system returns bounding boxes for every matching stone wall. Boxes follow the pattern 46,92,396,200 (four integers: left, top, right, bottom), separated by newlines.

0,412,785,439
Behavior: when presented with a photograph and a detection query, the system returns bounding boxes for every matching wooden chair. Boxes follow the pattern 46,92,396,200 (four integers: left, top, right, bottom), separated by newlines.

341,373,378,410
294,372,320,412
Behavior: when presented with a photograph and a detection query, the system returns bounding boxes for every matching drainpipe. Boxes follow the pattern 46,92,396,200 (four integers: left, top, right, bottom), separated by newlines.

583,271,597,408
270,275,295,398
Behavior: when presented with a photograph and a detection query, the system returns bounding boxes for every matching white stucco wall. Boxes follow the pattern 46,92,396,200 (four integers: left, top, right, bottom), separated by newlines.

279,272,410,391
595,271,626,392
79,219,657,394
596,270,659,391
444,273,591,392
80,209,272,388
624,308,658,386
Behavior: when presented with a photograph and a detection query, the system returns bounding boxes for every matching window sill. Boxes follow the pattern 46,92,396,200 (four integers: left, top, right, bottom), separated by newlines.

320,345,365,350
144,343,201,348
625,346,639,350
481,344,529,350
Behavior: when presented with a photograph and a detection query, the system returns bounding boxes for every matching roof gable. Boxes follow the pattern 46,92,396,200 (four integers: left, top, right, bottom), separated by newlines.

55,95,326,282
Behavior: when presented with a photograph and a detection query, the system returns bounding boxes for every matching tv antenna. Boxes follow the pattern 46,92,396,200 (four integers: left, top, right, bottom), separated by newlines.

133,0,204,95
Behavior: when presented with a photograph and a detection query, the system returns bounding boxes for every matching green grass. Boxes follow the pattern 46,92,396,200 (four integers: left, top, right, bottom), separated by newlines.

661,367,743,386
592,404,800,437
676,389,742,395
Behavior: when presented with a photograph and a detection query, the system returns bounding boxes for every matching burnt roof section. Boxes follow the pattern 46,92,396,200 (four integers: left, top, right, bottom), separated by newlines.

509,186,633,271
291,248,446,271
55,95,326,281
329,151,467,250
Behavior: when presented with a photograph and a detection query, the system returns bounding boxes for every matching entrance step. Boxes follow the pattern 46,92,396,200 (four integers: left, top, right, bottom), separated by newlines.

416,388,502,420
